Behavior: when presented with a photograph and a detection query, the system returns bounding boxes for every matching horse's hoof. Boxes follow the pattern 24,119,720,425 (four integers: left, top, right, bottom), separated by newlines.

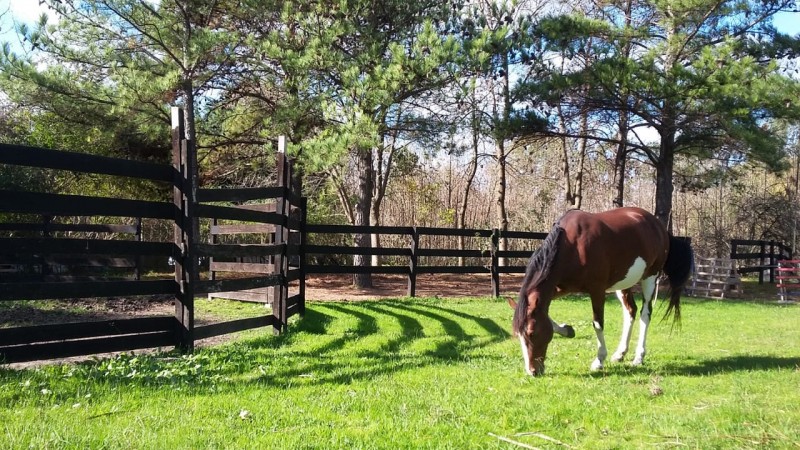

631,357,644,366
590,360,604,371
611,352,626,363
562,324,576,338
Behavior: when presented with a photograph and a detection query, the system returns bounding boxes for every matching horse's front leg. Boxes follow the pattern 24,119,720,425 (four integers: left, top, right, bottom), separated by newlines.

611,289,637,362
550,319,575,338
589,292,607,371
633,275,658,366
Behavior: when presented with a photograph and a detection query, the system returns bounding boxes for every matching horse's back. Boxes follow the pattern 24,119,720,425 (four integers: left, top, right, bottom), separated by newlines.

556,207,668,292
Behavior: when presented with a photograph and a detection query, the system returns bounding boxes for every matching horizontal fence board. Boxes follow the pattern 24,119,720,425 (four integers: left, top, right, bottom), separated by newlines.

233,203,277,212
210,262,275,274
731,239,771,246
194,316,275,340
499,231,548,240
45,256,136,267
1,190,175,219
286,294,300,310
417,266,491,274
417,248,490,258
0,331,176,364
498,266,527,274
211,224,276,235
197,187,283,203
0,223,139,234
0,316,175,346
732,252,776,260
305,265,409,275
195,243,284,258
304,245,411,257
416,227,493,237
737,267,771,273
287,303,299,318
208,289,271,303
0,238,175,257
195,204,285,224
498,250,535,258
197,275,283,294
0,279,176,301
0,144,174,182
305,224,414,235
286,268,302,282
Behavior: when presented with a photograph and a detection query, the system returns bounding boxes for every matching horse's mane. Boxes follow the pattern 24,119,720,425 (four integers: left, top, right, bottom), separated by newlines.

513,222,565,335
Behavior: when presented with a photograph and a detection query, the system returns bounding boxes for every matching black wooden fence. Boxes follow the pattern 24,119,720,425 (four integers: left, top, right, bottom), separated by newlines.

730,239,793,284
305,225,547,297
0,107,303,363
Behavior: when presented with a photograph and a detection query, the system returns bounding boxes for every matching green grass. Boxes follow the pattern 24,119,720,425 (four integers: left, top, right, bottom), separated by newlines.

1,295,799,449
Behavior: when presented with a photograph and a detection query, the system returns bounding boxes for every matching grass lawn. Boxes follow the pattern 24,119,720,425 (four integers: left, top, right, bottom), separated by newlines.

1,295,799,449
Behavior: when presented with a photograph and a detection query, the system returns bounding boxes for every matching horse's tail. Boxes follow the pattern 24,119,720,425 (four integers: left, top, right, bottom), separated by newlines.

662,236,694,323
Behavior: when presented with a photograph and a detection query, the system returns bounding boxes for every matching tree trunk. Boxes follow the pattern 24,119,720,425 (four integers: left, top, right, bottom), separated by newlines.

495,139,509,266
654,135,675,229
495,55,511,266
458,105,480,266
353,147,374,288
612,112,628,208
574,110,589,209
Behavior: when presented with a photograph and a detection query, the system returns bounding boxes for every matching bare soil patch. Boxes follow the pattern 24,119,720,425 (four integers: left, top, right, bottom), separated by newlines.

304,273,524,301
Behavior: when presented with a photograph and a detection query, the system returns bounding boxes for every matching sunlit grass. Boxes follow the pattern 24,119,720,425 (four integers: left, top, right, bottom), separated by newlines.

1,295,799,449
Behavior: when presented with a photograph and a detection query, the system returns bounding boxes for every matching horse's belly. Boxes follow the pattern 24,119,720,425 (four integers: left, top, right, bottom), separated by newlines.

605,256,647,292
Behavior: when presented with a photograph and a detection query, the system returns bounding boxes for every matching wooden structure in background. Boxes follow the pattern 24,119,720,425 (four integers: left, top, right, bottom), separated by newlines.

687,257,743,299
730,239,792,284
776,259,800,303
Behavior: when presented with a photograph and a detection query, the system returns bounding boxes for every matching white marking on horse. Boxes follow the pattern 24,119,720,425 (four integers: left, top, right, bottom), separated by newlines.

611,290,635,362
607,256,647,292
633,276,658,365
518,335,534,376
591,320,607,371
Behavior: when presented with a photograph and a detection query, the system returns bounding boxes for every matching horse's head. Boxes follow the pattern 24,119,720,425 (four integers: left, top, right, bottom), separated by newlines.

508,294,554,376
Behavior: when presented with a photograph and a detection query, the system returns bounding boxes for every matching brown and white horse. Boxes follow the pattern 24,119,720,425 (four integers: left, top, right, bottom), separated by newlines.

509,207,693,376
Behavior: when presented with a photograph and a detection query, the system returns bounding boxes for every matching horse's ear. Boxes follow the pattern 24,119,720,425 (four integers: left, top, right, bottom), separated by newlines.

506,297,517,309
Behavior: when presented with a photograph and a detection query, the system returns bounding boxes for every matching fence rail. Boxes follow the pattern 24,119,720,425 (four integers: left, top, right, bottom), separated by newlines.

0,108,302,364
304,225,547,297
730,239,793,284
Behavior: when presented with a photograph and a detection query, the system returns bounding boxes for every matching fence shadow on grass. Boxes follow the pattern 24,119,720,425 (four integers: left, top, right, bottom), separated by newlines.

243,301,511,386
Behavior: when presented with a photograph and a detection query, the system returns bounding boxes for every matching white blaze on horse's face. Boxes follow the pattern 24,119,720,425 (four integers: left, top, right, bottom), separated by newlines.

606,257,647,292
518,335,533,376
518,335,545,376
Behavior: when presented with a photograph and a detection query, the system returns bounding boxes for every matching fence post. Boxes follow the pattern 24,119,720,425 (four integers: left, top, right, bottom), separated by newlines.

769,240,776,283
759,241,766,284
408,227,418,297
491,228,500,297
171,107,197,352
298,196,307,317
135,217,142,281
272,136,290,334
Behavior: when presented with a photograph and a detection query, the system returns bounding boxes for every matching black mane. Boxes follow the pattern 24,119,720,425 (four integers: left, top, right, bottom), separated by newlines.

513,222,564,335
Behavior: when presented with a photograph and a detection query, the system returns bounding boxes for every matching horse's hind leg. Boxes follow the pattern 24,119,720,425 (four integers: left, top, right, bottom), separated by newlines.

589,291,607,371
633,275,658,366
550,319,576,338
611,289,637,362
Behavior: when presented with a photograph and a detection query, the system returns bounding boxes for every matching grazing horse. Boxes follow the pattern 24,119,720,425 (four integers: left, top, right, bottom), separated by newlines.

509,207,693,376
